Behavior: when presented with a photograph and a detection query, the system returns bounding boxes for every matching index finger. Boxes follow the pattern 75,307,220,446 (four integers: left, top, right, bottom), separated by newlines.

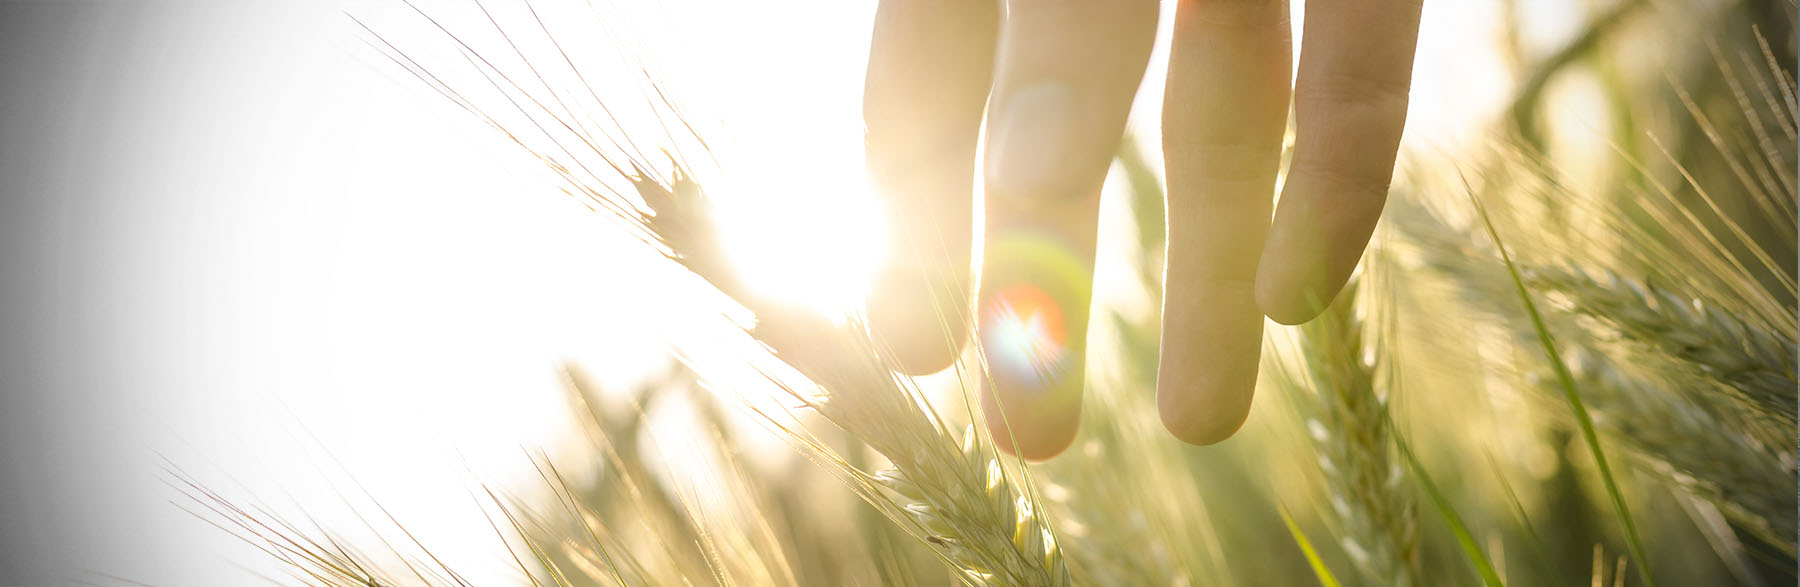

1255,0,1423,324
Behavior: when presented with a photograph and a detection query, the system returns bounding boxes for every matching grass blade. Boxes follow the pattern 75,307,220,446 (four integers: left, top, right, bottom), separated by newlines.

1468,186,1656,587
1392,422,1506,587
1277,505,1343,587
1486,454,1557,582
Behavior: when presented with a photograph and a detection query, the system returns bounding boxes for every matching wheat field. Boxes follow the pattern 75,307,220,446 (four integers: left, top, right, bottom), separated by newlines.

183,1,1798,585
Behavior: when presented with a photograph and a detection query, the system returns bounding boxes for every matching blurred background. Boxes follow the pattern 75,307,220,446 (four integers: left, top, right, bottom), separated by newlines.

0,0,1792,585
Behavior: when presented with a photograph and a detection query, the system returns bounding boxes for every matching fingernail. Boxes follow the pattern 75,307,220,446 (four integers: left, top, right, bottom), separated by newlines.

985,82,1078,194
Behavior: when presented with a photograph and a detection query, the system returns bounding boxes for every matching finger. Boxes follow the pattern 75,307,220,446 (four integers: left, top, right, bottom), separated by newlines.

1157,0,1292,446
1256,0,1423,324
978,0,1158,459
864,0,999,374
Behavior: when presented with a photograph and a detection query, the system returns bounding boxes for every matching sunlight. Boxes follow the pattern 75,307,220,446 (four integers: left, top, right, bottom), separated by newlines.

56,0,1789,584
620,0,882,320
708,152,888,320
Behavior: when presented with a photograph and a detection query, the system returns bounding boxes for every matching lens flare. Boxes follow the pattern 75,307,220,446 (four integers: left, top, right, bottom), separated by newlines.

982,284,1069,385
978,233,1092,393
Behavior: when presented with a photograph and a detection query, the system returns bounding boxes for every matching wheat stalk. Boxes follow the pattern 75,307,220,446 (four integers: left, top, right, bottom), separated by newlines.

1295,280,1421,587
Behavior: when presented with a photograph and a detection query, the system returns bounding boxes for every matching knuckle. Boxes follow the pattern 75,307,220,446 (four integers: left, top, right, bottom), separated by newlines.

1177,0,1286,27
1288,156,1394,200
1163,139,1285,186
1295,69,1411,114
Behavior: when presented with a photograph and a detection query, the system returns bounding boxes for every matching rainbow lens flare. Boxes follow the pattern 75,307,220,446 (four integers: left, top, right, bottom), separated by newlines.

977,233,1092,393
981,284,1069,385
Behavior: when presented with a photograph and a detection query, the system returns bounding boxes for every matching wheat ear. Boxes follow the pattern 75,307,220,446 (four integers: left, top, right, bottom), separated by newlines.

1521,264,1796,427
1549,345,1797,552
1297,280,1421,587
634,171,1071,585
1394,201,1797,553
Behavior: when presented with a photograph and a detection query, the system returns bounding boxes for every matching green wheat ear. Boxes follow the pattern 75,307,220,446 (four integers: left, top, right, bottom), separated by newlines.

1396,196,1798,556
1475,185,1655,587
1295,279,1421,587
1521,264,1796,427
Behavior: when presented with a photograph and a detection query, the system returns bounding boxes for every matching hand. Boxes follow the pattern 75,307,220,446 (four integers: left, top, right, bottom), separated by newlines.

863,0,1424,458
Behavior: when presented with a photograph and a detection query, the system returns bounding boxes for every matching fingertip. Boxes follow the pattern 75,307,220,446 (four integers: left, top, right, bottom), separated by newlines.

1156,261,1265,444
869,313,968,375
1154,332,1259,446
1254,235,1360,325
1254,270,1331,326
974,263,1089,461
1255,177,1379,325
868,266,971,375
984,388,1080,460
1157,388,1249,447
976,349,1084,461
987,417,1079,461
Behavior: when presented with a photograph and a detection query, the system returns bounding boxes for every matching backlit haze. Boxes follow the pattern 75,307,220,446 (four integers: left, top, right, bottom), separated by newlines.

2,1,1547,583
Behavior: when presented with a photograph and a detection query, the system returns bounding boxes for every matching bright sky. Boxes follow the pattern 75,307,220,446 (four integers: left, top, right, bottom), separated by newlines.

54,0,1530,584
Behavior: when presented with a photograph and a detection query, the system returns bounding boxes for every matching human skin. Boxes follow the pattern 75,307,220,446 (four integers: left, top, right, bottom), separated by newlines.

863,0,1425,459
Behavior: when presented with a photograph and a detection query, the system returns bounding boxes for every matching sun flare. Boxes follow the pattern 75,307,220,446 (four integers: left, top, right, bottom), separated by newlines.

708,154,888,320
